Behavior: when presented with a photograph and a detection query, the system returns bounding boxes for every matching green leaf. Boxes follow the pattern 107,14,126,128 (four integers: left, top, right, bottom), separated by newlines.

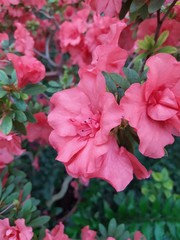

21,199,32,217
5,192,19,205
0,88,7,98
1,184,15,201
123,68,140,84
157,46,177,54
15,110,27,123
23,84,47,95
114,224,125,238
1,40,9,50
138,40,148,50
0,181,2,198
108,218,117,236
11,70,17,84
25,111,36,123
167,222,177,239
13,98,27,111
148,0,165,13
102,72,117,94
154,222,165,240
0,115,13,134
130,0,145,12
108,73,130,89
0,70,9,84
99,223,107,237
156,31,169,47
48,81,60,87
13,120,27,135
22,182,32,202
29,216,50,228
119,0,133,19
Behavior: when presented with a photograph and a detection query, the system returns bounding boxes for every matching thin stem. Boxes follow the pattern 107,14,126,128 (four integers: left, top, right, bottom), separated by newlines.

154,0,178,43
0,203,15,215
47,175,73,208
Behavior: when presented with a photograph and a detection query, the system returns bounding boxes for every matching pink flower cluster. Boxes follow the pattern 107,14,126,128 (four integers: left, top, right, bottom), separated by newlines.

120,53,180,158
0,218,33,240
43,222,146,240
0,131,24,168
48,69,150,191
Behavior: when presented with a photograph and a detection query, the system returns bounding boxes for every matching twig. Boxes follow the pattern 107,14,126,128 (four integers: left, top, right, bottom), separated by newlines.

47,175,73,208
154,0,178,43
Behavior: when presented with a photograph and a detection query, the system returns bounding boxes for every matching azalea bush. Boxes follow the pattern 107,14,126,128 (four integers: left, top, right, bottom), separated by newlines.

0,0,179,239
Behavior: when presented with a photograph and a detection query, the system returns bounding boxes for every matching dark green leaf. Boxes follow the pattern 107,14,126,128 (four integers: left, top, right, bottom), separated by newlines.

13,120,27,135
167,222,177,239
1,184,15,201
29,216,50,228
15,110,27,123
119,0,133,19
99,223,107,237
11,70,17,83
5,192,19,204
108,218,117,236
23,84,47,95
13,98,27,111
22,182,32,202
108,73,130,89
148,0,165,13
154,222,165,240
102,72,117,94
114,224,125,238
130,0,145,13
48,81,60,87
0,115,13,134
0,89,7,98
0,70,9,84
123,67,140,84
25,111,36,123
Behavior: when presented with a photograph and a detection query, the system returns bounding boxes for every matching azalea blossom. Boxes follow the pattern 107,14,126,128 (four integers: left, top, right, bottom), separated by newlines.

26,112,52,144
7,53,45,89
87,0,122,17
0,131,24,168
14,22,34,56
120,53,180,158
48,69,150,191
81,226,97,240
0,218,33,240
43,222,69,240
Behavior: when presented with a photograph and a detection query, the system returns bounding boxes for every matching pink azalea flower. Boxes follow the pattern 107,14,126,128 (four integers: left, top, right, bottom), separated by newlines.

0,218,33,240
26,112,52,145
14,22,34,56
48,69,150,191
43,222,69,240
91,43,127,74
0,0,20,6
120,53,180,158
7,53,45,89
87,0,122,17
22,0,46,9
106,238,116,240
81,226,97,240
134,231,146,240
0,131,24,168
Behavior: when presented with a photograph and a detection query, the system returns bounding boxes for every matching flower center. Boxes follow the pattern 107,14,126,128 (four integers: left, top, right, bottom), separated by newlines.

70,113,100,139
